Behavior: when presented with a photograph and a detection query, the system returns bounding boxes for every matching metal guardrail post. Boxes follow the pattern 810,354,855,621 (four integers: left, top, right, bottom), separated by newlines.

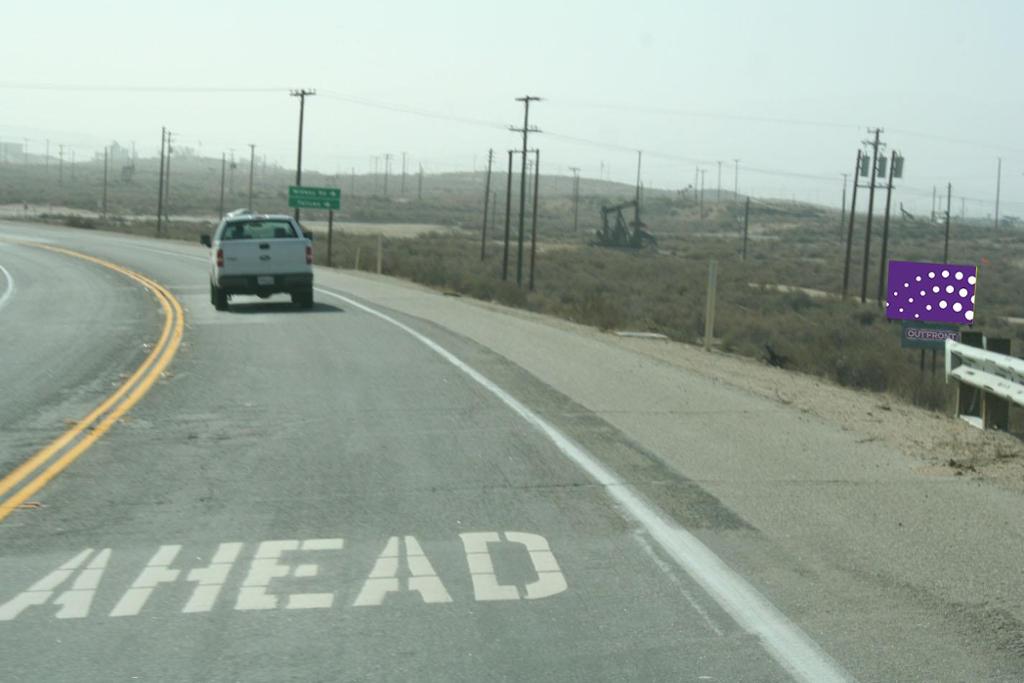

945,338,1022,431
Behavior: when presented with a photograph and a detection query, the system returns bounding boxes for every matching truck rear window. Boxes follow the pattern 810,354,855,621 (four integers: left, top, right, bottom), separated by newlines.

220,220,297,240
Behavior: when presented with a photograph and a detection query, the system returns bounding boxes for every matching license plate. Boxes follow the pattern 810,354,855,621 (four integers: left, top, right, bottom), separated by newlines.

257,276,274,286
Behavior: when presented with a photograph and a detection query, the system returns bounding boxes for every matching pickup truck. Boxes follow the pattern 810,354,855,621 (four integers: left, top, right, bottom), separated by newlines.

200,213,314,310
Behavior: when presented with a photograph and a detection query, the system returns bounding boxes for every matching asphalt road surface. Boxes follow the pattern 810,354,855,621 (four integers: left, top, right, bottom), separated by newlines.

1,220,1022,682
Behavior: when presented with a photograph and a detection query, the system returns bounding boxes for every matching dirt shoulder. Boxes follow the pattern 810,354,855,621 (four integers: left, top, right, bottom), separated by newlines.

342,269,1024,492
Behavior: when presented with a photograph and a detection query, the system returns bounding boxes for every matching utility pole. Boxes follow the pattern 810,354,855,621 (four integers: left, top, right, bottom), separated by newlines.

876,150,897,305
944,183,952,263
931,185,936,222
961,196,965,219
842,150,862,299
634,150,642,226
418,163,423,200
860,128,883,304
290,88,316,221
164,131,173,221
218,152,226,217
502,150,514,281
699,169,706,225
693,166,699,201
994,157,1002,230
401,151,407,195
528,149,541,291
58,144,64,185
481,149,493,260
102,146,109,219
569,166,581,232
840,174,848,240
383,153,392,195
742,196,750,261
510,95,541,287
156,127,166,236
247,143,256,211
716,160,722,203
733,159,740,202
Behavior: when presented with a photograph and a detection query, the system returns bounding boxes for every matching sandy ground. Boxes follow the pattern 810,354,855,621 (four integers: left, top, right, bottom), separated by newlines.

0,204,453,239
336,270,1024,492
603,331,1024,491
300,220,454,237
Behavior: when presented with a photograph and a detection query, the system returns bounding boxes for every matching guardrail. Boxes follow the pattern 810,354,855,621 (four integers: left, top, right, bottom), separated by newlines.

944,339,1024,430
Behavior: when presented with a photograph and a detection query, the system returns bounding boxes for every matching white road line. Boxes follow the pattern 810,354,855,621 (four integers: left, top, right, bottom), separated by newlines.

316,287,854,683
0,264,15,312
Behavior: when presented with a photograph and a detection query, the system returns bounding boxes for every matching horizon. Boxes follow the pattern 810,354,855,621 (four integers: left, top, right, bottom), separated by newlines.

2,1,1022,217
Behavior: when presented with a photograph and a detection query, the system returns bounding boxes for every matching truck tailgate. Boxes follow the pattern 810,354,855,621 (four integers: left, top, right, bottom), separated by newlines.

219,239,308,276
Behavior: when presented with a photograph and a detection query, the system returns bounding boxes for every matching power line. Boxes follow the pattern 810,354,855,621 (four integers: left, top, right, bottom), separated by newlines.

319,90,506,131
547,99,863,131
0,83,288,93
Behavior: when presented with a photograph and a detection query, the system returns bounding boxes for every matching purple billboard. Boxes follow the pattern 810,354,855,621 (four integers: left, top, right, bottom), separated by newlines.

885,261,976,325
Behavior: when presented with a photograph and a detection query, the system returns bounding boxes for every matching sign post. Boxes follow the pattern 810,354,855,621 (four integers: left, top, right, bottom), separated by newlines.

289,186,340,268
327,210,333,267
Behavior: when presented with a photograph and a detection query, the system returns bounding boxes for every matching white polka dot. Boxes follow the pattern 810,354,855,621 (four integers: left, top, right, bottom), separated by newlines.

968,275,976,285
971,295,975,304
893,290,899,297
908,298,914,303
932,286,940,293
915,276,922,282
903,282,909,288
928,272,936,279
899,308,904,313
914,314,919,319
945,285,954,294
925,305,932,311
965,310,974,321
954,272,963,280
939,301,947,309
941,269,949,278
959,288,968,298
953,302,962,312
920,290,926,296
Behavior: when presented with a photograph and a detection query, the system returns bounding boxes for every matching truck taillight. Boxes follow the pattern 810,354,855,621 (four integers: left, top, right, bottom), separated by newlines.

306,245,313,265
216,248,224,267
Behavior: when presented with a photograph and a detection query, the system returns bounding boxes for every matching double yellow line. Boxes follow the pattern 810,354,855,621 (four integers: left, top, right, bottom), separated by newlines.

0,244,184,523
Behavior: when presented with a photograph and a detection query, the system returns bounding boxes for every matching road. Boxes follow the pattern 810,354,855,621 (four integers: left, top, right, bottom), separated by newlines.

0,220,1022,682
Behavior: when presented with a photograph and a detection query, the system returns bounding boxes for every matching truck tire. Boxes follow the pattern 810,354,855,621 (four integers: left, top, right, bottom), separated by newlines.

212,284,229,311
292,286,314,309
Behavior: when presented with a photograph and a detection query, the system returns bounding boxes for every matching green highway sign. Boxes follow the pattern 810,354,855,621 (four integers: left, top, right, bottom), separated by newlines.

288,185,340,210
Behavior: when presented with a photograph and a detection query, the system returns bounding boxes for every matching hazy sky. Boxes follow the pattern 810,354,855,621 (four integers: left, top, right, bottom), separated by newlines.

2,0,1022,215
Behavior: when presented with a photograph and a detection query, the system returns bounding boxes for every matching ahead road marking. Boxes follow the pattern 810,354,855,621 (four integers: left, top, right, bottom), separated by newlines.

0,532,567,620
0,244,185,523
353,536,452,606
0,263,14,312
315,287,854,683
